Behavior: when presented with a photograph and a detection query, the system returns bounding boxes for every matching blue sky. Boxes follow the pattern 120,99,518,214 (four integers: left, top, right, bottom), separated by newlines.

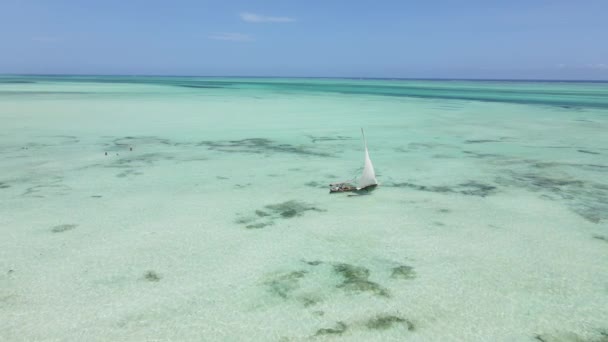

1,0,607,79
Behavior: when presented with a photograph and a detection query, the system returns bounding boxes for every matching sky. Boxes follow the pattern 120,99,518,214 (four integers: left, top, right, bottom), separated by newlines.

1,0,607,79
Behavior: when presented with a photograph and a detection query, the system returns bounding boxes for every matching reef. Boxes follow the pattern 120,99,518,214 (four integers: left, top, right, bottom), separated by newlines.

51,224,77,233
265,200,325,218
306,135,354,143
462,150,503,159
299,295,321,307
198,138,331,157
116,169,144,178
304,181,325,188
95,146,181,180
245,222,274,229
593,235,608,243
464,139,503,144
388,180,497,197
407,142,455,150
302,260,323,266
237,200,325,229
107,152,176,169
495,171,608,224
333,263,390,297
264,270,308,299
390,265,416,280
255,210,270,217
22,179,71,198
365,315,414,331
314,322,348,336
534,331,608,342
110,136,176,150
143,271,161,282
578,149,601,155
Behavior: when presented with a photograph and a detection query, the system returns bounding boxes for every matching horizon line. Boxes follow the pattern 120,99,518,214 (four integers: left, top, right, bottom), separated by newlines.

1,73,607,83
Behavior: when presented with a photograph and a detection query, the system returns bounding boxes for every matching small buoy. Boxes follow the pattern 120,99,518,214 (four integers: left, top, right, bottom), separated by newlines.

104,152,108,156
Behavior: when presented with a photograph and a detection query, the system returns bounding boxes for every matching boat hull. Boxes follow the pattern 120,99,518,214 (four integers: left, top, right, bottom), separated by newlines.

329,182,356,193
329,183,377,194
357,184,378,192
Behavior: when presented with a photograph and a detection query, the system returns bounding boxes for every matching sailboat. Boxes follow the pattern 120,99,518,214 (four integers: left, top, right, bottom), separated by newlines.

329,128,378,193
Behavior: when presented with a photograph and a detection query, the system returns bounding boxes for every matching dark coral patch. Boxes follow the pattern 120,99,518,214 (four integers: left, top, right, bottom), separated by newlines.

388,181,497,197
306,135,354,143
110,136,175,150
391,265,416,280
495,171,608,223
593,235,608,243
315,322,348,336
246,222,273,229
116,169,144,178
333,263,390,297
462,150,502,158
237,201,325,229
235,217,255,224
457,181,497,196
338,280,390,297
198,138,331,157
302,260,323,266
506,173,585,189
464,139,502,144
333,263,370,280
255,210,270,217
281,209,297,218
578,149,600,155
365,315,414,331
304,181,325,188
264,271,308,299
51,224,77,233
143,271,161,282
534,331,608,342
265,200,325,218
299,296,321,307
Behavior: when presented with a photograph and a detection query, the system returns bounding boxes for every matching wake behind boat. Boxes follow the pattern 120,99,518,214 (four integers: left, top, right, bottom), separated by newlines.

330,128,378,194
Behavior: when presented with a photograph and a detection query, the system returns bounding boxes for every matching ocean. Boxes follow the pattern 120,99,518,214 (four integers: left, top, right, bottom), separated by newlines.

1,76,607,341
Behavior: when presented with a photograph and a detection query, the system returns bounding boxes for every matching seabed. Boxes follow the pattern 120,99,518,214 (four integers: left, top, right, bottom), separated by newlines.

1,76,607,341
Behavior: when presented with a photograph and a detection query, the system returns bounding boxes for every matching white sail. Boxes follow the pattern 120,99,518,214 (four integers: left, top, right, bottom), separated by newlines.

357,128,378,189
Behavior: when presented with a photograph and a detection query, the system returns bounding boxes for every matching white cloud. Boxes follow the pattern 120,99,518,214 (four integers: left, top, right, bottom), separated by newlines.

208,32,254,42
239,12,295,23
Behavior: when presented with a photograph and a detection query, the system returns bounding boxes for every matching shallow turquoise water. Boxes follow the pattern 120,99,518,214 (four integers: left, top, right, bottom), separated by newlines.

1,76,607,341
